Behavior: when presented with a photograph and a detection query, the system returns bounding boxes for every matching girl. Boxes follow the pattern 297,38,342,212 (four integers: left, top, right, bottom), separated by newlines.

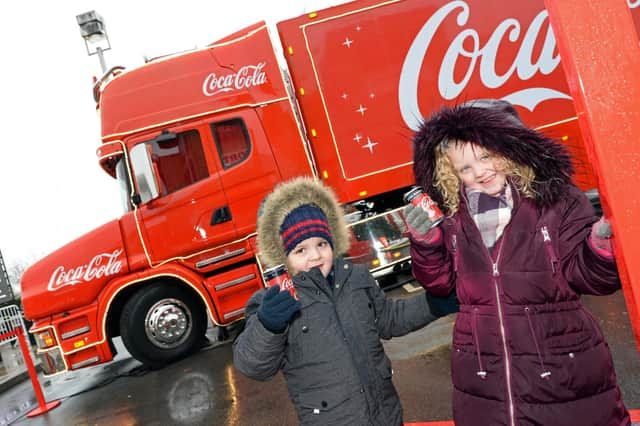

407,99,630,425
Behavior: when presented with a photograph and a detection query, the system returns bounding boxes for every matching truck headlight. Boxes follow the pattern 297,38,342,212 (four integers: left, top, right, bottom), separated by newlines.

34,330,56,349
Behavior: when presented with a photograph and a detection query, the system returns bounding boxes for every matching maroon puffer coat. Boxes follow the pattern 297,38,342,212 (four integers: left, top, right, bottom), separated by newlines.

411,185,630,425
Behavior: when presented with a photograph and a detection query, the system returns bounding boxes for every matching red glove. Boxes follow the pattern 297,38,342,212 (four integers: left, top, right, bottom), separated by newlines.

588,217,613,259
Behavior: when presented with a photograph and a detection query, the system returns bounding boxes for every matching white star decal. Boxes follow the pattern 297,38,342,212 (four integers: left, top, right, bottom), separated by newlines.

342,37,353,48
356,105,367,116
362,137,378,153
353,133,363,143
341,93,348,100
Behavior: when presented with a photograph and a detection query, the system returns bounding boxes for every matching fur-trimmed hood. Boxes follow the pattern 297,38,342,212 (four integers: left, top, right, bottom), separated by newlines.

257,177,350,269
413,99,574,213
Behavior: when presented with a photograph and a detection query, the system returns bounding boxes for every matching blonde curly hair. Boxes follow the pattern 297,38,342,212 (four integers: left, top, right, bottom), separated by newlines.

434,140,536,214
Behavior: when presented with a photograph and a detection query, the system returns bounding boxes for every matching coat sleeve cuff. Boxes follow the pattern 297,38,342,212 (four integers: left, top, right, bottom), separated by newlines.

587,235,614,260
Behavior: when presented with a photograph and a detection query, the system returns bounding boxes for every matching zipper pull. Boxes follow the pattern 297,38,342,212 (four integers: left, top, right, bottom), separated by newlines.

541,225,558,274
541,226,550,242
492,263,499,277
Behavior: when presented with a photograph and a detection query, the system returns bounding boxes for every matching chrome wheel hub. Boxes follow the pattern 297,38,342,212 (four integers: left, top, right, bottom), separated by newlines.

145,298,192,348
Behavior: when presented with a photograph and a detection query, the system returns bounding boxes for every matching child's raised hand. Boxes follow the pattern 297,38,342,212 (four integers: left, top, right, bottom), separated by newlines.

589,217,613,258
404,203,442,245
258,285,301,333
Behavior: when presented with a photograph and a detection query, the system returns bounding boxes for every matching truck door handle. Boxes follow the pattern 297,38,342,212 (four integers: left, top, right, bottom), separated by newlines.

211,206,232,225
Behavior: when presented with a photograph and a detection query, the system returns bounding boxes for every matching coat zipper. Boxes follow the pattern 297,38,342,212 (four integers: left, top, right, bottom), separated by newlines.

491,244,516,426
461,186,517,425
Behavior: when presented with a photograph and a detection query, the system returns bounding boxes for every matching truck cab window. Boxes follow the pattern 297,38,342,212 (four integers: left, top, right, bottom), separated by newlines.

130,143,160,204
130,129,209,203
211,119,250,169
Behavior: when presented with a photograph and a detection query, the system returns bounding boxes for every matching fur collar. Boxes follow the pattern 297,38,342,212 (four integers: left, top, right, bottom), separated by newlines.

257,177,350,269
412,100,574,214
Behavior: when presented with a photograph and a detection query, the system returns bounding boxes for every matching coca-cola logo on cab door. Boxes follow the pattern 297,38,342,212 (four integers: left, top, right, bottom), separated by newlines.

202,62,267,97
399,0,571,131
47,249,124,291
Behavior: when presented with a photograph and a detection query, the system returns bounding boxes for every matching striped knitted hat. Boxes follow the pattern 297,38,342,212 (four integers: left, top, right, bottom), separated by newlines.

280,204,333,255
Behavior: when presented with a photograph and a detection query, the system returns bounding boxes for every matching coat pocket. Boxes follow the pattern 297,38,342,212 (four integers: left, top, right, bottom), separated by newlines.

545,331,591,355
295,385,367,423
297,386,352,411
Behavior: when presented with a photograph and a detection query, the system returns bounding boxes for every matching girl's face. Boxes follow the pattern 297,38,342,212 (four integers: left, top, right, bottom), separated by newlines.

286,236,334,277
447,143,506,196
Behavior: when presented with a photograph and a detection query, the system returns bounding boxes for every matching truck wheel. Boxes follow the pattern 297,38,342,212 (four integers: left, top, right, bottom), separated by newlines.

120,284,207,368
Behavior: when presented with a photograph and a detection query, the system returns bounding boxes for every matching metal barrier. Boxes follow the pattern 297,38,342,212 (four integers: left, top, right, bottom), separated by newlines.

0,304,60,416
0,304,27,345
0,304,28,374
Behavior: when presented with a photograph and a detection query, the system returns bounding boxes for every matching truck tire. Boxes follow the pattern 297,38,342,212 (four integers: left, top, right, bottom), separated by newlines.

120,284,207,368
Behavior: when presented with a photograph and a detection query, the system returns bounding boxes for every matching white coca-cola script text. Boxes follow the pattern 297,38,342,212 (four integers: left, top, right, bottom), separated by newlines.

399,1,571,130
202,62,267,96
48,249,124,291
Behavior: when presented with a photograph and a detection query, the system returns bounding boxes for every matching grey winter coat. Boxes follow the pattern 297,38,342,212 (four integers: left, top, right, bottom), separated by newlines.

233,256,436,426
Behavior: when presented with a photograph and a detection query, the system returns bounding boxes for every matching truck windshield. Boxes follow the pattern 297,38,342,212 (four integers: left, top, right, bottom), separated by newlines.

115,157,132,213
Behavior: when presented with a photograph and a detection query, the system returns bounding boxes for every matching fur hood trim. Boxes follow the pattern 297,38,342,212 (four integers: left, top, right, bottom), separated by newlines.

257,177,350,268
413,100,574,212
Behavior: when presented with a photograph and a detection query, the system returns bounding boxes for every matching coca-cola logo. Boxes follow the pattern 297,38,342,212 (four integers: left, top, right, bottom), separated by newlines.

420,197,435,214
399,1,571,131
281,278,295,292
48,249,124,292
629,0,640,8
202,62,267,96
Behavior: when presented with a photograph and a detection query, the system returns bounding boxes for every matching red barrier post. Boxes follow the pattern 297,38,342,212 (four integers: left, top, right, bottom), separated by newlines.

13,327,61,416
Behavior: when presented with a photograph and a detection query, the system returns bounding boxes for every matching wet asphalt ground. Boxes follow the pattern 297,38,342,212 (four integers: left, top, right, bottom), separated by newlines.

1,285,638,426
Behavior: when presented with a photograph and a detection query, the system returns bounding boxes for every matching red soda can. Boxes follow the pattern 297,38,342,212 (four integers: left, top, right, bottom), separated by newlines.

263,264,297,299
403,186,444,228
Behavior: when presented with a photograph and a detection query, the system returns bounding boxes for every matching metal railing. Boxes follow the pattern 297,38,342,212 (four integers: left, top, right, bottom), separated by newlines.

0,304,28,345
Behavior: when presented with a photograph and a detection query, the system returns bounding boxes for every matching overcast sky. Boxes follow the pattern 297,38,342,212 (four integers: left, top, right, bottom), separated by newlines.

0,1,344,268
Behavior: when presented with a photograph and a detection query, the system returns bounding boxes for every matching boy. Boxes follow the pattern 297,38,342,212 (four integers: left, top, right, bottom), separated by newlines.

233,177,437,426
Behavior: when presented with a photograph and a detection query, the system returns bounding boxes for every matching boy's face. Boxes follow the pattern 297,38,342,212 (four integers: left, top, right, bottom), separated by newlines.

447,142,506,197
286,236,334,277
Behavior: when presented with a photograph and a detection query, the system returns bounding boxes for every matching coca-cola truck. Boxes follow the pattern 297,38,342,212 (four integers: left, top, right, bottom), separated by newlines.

21,0,640,373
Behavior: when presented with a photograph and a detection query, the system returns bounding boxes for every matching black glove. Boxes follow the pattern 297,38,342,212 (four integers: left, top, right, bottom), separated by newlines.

425,290,459,317
257,285,301,333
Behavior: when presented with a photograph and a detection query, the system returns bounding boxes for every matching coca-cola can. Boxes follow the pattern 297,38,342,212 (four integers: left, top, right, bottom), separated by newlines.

263,264,297,299
403,186,444,228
